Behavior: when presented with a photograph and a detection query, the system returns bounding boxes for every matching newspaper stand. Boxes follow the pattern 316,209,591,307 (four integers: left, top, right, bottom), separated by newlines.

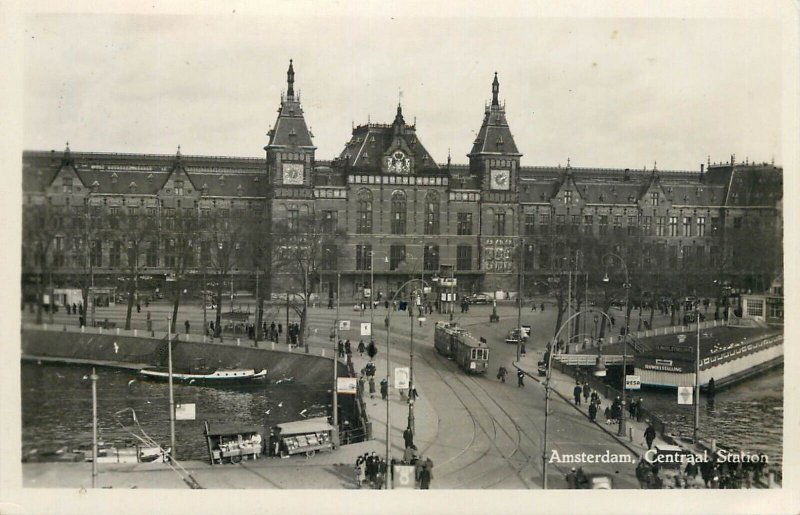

272,417,335,458
204,422,263,465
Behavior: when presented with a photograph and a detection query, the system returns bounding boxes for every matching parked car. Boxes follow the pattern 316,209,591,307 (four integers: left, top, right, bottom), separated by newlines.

505,329,528,344
468,293,492,304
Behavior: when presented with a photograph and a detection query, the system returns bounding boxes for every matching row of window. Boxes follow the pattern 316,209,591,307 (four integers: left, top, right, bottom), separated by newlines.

354,244,473,271
522,214,716,237
348,175,449,186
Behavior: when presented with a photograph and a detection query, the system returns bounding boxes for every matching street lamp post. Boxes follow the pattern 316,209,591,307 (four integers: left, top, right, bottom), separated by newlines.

694,305,701,443
90,367,98,488
602,252,630,438
542,308,613,488
384,277,428,489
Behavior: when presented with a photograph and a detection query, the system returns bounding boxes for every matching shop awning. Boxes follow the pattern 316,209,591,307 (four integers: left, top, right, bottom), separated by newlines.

275,416,334,435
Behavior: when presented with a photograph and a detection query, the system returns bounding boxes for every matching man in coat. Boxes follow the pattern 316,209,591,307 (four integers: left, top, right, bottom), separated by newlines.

644,421,657,449
573,384,582,405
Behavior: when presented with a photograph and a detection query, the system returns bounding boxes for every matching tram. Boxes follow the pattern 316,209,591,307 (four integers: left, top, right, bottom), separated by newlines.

434,321,490,375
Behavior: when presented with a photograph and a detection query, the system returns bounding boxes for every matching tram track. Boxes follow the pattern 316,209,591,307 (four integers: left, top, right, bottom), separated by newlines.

415,347,536,488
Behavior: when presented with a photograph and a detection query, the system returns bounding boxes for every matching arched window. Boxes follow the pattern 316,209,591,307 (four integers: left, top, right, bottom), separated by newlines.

424,191,440,235
391,190,407,235
356,189,373,234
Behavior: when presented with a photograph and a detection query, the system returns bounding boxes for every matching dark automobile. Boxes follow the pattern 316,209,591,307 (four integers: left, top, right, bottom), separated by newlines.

467,293,492,305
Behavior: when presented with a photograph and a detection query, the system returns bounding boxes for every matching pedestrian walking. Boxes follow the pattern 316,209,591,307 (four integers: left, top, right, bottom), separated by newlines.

136,302,141,313
573,384,582,405
644,422,656,450
420,463,432,489
357,339,365,356
345,339,351,356
540,303,545,312
380,378,388,399
497,366,508,383
369,376,376,398
355,454,367,488
582,381,590,402
565,467,578,489
604,406,612,424
531,302,537,312
184,319,190,334
588,401,597,422
517,369,525,387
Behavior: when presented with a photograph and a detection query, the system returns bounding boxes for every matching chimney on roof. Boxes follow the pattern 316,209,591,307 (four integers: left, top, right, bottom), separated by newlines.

700,163,704,182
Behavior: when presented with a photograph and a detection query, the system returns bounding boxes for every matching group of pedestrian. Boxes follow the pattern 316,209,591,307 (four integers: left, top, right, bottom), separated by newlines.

355,452,387,489
361,361,377,398
564,467,589,489
337,339,353,363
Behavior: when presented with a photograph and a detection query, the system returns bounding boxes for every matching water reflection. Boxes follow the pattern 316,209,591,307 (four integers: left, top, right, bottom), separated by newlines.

637,366,783,466
22,362,331,460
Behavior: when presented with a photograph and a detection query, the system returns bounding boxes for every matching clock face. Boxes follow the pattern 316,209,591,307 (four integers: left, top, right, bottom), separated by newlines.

490,169,510,190
387,151,411,174
282,163,304,185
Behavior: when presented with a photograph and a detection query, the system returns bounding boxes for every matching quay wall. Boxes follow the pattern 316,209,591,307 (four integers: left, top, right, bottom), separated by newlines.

21,328,345,383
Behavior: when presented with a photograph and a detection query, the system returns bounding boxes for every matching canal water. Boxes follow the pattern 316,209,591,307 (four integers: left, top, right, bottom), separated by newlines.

633,366,783,466
21,362,333,461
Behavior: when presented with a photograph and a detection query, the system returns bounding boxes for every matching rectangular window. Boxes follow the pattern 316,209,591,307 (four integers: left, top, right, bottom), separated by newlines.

669,216,679,237
185,241,195,268
200,241,211,266
564,191,572,204
746,300,764,317
599,215,608,236
91,240,102,267
697,217,706,237
165,239,176,268
356,204,372,234
287,209,299,232
174,180,184,196
682,216,692,237
146,241,158,267
110,241,121,267
495,212,506,236
540,213,550,234
651,192,659,206
322,244,337,270
425,204,439,235
423,245,440,271
668,246,678,268
556,214,565,227
641,216,652,235
62,177,73,194
523,243,535,271
614,215,623,234
457,245,472,271
355,245,372,271
128,207,138,229
322,210,338,234
458,212,473,235
583,215,593,234
392,211,406,234
524,213,536,235
389,245,405,271
695,245,705,266
656,216,666,236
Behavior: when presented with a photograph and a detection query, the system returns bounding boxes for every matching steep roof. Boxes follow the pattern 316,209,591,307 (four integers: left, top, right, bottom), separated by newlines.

337,104,438,172
468,73,521,157
266,60,316,150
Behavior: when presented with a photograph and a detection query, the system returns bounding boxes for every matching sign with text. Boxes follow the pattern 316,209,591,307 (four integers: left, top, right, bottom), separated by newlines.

625,375,641,390
337,377,358,394
339,320,351,331
393,465,416,488
175,403,196,421
363,288,371,299
394,367,410,389
360,322,371,336
677,386,694,405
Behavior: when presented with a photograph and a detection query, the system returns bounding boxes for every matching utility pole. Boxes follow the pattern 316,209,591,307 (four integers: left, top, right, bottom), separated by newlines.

516,239,523,361
90,367,98,488
333,273,340,447
167,316,176,460
694,305,701,443
285,290,290,345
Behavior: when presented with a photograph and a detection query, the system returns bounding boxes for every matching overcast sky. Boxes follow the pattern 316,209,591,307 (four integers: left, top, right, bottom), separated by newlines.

22,13,783,170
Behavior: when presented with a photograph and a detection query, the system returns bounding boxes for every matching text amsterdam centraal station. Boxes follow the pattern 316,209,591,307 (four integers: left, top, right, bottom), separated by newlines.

22,61,783,306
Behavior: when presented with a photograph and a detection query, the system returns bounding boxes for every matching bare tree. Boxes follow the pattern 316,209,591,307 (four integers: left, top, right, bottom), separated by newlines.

164,208,199,333
22,200,61,324
271,212,345,350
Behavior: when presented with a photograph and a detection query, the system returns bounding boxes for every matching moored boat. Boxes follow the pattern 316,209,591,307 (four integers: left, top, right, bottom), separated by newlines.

139,366,267,384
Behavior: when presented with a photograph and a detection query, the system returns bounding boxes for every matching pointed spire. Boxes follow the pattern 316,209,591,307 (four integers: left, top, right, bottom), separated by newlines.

176,144,181,158
287,59,295,98
447,147,451,167
393,102,405,133
492,72,499,106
